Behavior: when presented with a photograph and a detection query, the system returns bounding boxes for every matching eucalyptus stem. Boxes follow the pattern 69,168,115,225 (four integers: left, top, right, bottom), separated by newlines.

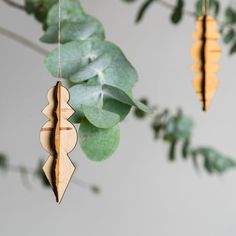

0,25,49,56
2,0,25,10
1,160,100,194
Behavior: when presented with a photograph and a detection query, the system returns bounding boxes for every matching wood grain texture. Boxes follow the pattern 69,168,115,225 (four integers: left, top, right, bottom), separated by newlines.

40,81,77,203
192,15,221,111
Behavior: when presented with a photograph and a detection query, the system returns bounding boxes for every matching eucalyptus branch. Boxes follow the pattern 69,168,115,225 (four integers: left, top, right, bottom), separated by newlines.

2,0,25,10
0,156,100,194
0,25,49,56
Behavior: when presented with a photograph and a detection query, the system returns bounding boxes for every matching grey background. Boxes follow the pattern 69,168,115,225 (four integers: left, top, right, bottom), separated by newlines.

0,0,236,235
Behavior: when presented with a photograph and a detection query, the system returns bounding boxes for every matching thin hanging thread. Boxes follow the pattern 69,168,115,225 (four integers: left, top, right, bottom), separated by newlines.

57,0,62,79
202,0,209,16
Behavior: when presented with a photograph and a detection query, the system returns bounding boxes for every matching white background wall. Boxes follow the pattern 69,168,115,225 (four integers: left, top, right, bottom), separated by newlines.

0,0,236,235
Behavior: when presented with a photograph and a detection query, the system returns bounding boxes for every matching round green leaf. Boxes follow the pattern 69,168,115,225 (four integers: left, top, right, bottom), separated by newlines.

45,40,138,93
103,96,131,121
79,119,120,161
103,84,153,113
69,84,101,122
82,105,120,128
47,0,84,25
41,15,105,44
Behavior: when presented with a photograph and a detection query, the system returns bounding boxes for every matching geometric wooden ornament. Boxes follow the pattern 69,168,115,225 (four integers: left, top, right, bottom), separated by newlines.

40,81,77,203
192,15,221,111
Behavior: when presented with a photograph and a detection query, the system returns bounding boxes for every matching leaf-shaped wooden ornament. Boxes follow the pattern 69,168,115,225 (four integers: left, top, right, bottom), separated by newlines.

40,81,77,203
192,15,221,111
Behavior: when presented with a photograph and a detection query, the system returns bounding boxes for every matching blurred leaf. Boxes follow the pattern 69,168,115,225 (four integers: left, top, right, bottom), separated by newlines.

0,153,8,170
24,0,56,28
168,140,177,161
35,160,50,187
123,0,137,2
204,157,214,173
151,109,168,139
90,185,101,194
230,41,236,54
211,0,220,17
182,138,190,159
133,98,148,119
191,148,236,174
164,110,193,141
223,28,235,44
136,0,155,23
225,7,236,24
191,151,199,171
196,0,221,17
170,0,184,24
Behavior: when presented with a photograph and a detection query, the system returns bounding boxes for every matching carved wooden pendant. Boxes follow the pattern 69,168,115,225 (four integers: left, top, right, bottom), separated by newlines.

40,81,77,203
192,15,221,111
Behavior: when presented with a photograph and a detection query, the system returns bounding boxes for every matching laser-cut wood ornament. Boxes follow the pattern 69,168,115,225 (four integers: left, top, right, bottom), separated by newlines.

192,10,221,111
40,81,77,203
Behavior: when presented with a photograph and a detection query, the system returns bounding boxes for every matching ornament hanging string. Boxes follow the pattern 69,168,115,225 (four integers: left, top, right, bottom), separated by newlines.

202,0,209,16
57,0,62,79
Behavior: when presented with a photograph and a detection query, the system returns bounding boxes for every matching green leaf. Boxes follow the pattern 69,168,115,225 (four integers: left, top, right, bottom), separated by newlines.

69,84,101,122
35,160,50,187
225,7,236,24
135,0,155,23
191,148,236,174
69,83,150,122
168,140,177,161
79,119,120,161
223,28,235,44
195,0,202,17
211,0,220,17
170,0,184,24
0,153,8,170
90,185,101,194
196,0,221,17
151,110,168,139
230,41,236,54
191,151,199,171
45,40,138,93
46,0,84,26
25,0,57,29
41,15,105,43
123,0,137,2
103,96,131,121
204,157,214,173
133,98,148,119
82,105,120,128
164,111,193,141
182,138,190,159
103,85,153,113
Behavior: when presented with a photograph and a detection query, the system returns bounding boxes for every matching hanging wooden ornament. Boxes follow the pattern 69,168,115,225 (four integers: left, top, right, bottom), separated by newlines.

192,0,221,111
40,81,77,203
40,0,77,203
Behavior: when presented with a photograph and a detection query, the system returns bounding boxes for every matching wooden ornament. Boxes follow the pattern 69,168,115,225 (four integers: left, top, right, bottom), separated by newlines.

192,15,221,111
40,81,77,203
